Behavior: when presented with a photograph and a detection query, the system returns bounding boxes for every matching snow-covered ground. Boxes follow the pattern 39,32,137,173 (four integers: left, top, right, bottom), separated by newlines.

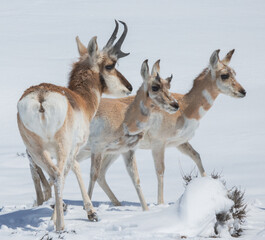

0,0,265,239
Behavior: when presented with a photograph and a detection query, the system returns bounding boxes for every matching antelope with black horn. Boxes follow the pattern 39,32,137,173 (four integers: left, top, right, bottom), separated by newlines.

17,20,132,231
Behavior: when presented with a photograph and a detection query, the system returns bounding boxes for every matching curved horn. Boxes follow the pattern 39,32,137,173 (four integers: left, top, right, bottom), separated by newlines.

104,20,119,49
112,20,130,58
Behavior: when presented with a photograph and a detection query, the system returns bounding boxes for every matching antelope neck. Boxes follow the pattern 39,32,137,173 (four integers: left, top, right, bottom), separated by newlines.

68,66,103,118
181,69,219,120
123,84,152,134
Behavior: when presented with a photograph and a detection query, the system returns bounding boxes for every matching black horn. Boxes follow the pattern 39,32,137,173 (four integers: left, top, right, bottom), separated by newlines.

111,20,130,58
104,20,119,49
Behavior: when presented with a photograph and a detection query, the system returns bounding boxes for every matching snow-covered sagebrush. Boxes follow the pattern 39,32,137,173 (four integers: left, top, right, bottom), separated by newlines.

182,173,247,237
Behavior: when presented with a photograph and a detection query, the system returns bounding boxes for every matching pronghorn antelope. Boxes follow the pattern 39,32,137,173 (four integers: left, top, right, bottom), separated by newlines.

17,20,132,231
29,59,179,212
82,49,246,207
28,49,246,210
80,59,179,211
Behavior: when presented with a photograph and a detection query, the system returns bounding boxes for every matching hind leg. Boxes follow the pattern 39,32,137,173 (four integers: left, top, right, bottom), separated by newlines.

177,142,206,176
36,164,52,201
27,150,52,205
72,160,98,221
27,150,44,206
97,154,121,206
37,150,66,232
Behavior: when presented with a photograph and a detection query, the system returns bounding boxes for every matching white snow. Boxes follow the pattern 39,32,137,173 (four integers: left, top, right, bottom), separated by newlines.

176,177,233,237
112,177,235,238
0,0,265,239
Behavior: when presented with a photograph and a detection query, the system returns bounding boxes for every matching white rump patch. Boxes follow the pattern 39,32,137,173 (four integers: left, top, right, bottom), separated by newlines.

18,92,68,140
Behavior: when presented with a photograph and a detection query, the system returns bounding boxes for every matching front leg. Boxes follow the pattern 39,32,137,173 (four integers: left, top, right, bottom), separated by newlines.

122,150,149,211
177,142,206,176
151,143,166,205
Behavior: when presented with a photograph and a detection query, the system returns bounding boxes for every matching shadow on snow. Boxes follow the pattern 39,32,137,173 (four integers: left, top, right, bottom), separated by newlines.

0,207,53,230
0,200,142,230
64,199,142,208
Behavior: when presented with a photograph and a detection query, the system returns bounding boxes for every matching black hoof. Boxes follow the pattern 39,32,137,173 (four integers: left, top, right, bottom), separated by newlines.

63,202,68,212
50,202,68,212
87,212,98,222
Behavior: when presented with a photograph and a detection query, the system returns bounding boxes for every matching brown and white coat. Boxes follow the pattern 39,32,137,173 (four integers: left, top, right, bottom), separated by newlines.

81,49,246,208
17,21,132,231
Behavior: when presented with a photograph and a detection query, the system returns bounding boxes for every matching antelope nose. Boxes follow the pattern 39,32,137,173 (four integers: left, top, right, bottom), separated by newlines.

170,101,179,110
127,85,133,92
239,88,246,97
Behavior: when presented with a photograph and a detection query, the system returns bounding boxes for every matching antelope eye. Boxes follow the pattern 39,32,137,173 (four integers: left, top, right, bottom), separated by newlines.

152,85,160,92
221,74,229,80
105,64,115,70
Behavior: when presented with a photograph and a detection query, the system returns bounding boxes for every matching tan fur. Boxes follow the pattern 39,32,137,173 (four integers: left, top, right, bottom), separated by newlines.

123,87,152,134
85,60,178,211
84,50,246,207
29,50,246,211
18,23,132,231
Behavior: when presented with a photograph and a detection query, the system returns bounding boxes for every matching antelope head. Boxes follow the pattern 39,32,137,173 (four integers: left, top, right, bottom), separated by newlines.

141,59,179,114
209,49,246,98
76,20,132,97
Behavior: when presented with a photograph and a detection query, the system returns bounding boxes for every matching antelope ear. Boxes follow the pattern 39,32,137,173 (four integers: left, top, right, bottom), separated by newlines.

76,36,88,56
165,74,173,89
151,59,160,77
155,73,161,83
87,36,99,59
209,49,220,69
166,74,173,83
141,59,150,81
222,49,235,65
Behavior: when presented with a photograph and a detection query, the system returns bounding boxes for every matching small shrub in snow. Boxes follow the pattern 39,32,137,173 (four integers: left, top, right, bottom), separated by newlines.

182,171,247,237
182,170,198,186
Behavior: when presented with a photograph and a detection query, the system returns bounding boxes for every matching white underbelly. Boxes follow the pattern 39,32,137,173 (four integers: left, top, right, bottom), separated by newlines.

139,117,200,149
167,117,199,146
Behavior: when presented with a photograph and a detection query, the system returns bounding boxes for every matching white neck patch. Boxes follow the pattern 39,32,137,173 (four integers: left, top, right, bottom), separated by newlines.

202,89,214,106
199,106,207,118
140,100,150,116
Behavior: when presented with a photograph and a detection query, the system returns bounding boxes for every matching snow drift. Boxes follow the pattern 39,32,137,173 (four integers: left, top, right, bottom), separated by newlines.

126,177,241,238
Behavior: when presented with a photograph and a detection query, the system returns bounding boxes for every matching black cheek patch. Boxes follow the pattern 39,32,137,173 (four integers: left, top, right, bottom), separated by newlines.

116,71,132,91
100,74,107,92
